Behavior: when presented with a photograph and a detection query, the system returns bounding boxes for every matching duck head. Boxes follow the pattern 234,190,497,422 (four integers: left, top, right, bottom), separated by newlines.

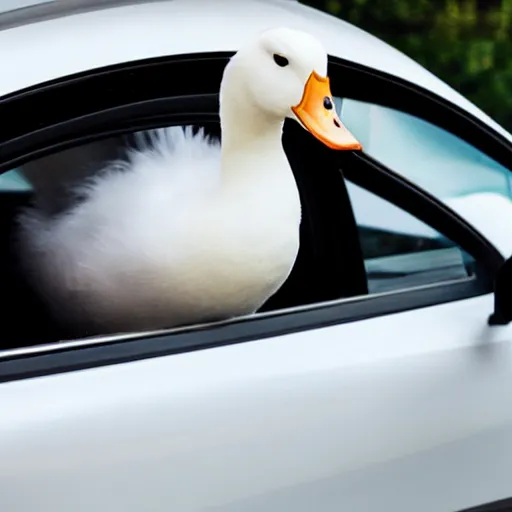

221,26,362,151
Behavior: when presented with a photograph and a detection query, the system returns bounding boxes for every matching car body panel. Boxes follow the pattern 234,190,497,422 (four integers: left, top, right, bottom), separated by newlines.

1,293,512,512
0,0,510,144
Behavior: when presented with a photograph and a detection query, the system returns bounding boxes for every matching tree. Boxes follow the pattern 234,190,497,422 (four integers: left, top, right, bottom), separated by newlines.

301,0,512,132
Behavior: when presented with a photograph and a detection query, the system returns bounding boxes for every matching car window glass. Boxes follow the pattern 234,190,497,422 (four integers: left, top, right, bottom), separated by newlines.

0,168,32,192
336,97,512,202
346,181,475,294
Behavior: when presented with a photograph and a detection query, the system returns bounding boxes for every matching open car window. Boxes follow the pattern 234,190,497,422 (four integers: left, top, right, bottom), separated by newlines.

0,53,503,381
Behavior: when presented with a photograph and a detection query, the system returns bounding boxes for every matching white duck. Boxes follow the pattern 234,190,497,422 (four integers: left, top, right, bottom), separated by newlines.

17,27,361,336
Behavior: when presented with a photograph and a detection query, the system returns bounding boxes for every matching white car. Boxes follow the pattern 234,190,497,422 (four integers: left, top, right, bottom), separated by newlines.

1,1,512,511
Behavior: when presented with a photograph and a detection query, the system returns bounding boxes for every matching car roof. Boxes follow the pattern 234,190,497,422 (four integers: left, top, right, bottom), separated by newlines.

0,0,510,143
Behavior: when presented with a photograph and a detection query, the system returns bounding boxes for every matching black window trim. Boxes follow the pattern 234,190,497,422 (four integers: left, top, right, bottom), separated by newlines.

0,52,506,382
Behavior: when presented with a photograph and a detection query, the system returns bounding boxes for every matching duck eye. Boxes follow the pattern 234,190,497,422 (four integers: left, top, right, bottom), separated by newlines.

273,54,289,67
323,96,333,110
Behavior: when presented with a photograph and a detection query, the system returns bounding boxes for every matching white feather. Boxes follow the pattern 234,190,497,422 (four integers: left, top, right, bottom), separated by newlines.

17,124,300,334
16,27,335,336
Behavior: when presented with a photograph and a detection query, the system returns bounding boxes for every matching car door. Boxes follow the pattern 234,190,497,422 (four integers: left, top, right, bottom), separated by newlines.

1,53,512,512
1,181,510,512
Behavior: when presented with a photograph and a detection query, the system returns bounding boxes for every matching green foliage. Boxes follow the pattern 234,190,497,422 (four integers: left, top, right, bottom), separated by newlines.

301,0,512,132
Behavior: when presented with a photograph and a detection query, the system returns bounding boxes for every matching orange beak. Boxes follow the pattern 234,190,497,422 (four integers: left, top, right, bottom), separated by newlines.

291,71,362,151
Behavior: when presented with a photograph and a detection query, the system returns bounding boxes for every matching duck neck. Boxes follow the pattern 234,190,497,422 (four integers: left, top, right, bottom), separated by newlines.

222,99,284,145
219,79,287,185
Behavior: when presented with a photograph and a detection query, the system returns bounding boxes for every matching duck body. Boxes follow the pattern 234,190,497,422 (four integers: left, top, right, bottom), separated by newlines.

18,126,301,334
17,27,361,336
